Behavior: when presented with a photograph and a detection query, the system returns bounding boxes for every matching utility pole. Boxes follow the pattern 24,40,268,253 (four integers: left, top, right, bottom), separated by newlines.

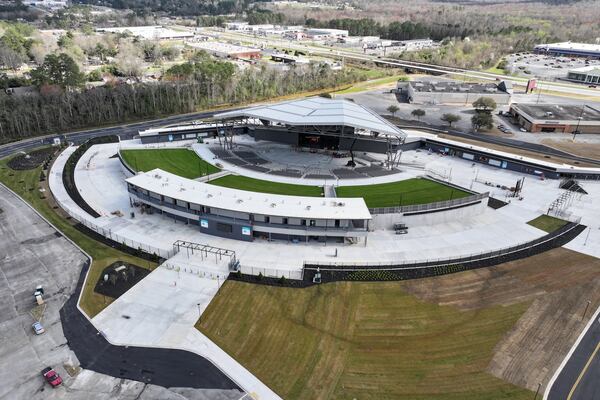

572,105,585,142
533,382,541,400
582,300,591,321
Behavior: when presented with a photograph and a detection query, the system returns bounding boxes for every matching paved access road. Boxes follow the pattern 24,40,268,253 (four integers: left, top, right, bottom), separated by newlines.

547,308,600,400
0,109,231,160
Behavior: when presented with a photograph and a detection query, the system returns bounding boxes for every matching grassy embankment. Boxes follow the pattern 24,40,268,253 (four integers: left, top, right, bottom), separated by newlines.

527,214,569,233
336,178,471,208
120,148,220,179
198,280,533,400
0,150,157,318
208,175,323,197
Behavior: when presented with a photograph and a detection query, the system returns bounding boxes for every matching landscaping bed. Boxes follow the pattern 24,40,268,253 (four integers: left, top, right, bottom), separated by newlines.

7,147,57,170
94,261,151,299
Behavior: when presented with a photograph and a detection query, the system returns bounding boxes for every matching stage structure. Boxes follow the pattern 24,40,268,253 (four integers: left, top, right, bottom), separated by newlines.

213,97,408,169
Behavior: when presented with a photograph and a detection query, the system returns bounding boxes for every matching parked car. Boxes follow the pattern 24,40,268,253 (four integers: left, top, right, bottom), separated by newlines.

42,367,62,387
32,321,45,335
589,85,597,89
519,127,527,132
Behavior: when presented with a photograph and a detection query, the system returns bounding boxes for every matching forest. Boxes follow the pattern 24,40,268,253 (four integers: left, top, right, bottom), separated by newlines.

0,63,374,143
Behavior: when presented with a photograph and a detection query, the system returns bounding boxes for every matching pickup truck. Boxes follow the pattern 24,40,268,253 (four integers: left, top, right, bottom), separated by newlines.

41,367,62,387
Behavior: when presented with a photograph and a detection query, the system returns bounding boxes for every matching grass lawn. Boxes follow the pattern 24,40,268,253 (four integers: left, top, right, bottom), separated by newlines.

0,150,157,318
120,148,220,179
527,214,569,233
336,178,471,208
333,74,407,95
198,281,532,400
208,175,323,197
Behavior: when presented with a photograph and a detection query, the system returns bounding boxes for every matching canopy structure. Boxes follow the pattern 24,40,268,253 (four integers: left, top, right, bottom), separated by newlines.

213,97,407,139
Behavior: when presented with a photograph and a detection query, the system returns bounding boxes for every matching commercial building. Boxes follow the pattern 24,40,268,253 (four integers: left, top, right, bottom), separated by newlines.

126,169,371,243
95,26,194,40
509,103,600,133
534,42,600,59
567,66,600,84
404,80,512,105
304,28,349,40
187,42,261,59
23,0,67,9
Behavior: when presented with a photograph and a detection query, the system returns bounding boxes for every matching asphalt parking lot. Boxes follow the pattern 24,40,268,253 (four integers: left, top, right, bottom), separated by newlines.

505,52,600,81
0,184,244,400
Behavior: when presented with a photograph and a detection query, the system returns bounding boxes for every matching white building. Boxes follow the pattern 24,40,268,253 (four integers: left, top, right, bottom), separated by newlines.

95,26,194,41
304,28,349,40
23,0,67,9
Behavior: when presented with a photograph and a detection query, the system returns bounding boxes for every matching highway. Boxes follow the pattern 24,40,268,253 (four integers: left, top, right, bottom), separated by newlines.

546,306,600,400
210,29,600,100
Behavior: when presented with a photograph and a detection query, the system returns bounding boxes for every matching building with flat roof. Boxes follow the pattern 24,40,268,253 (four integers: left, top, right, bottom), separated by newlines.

534,42,600,59
304,28,349,40
509,103,600,133
567,66,600,85
404,80,512,105
95,26,194,40
187,42,261,59
126,169,370,243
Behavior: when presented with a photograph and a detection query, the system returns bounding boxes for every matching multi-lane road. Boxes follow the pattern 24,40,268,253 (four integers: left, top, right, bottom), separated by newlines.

546,306,600,400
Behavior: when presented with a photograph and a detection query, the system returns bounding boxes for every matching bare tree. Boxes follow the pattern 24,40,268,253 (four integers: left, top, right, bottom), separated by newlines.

0,45,24,71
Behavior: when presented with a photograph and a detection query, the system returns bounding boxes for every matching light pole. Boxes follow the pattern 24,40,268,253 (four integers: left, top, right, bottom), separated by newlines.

197,303,202,324
582,300,591,321
572,105,585,142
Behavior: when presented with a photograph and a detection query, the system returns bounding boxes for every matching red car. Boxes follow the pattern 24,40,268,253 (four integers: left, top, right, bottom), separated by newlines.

42,367,63,387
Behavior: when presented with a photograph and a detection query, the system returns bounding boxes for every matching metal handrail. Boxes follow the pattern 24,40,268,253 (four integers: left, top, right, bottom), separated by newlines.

369,192,489,215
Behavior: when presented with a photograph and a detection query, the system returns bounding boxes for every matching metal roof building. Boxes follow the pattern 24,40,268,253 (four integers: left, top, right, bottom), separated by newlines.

214,97,406,138
534,42,600,59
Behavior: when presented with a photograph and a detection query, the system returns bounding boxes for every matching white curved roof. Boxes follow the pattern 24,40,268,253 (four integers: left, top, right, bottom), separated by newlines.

214,97,406,138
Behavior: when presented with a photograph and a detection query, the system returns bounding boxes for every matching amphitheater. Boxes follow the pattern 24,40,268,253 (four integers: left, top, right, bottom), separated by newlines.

46,97,600,398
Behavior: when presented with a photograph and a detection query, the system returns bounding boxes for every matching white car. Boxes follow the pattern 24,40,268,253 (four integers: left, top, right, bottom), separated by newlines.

32,321,45,335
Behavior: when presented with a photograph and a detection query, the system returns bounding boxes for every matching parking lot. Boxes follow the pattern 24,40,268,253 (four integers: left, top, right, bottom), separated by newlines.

505,52,600,82
0,184,244,400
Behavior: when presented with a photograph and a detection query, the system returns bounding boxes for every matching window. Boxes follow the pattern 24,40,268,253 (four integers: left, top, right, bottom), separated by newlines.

217,223,233,233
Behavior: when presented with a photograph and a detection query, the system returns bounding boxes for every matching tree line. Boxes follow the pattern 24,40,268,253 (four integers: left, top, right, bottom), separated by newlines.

0,62,373,142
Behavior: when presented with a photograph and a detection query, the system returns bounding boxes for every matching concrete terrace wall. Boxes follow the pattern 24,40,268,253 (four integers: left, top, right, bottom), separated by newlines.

370,196,488,229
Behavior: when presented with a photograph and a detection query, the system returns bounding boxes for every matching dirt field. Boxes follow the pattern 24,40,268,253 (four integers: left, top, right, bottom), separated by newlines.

540,139,600,161
199,248,600,399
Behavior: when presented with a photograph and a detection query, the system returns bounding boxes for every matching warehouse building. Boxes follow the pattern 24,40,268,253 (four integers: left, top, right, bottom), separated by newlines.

567,66,600,85
95,26,194,40
403,80,512,105
187,42,261,59
304,28,349,40
509,103,600,133
534,42,600,59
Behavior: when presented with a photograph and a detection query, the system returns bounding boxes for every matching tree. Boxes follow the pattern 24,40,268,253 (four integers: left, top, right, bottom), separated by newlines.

387,104,399,116
0,44,24,70
30,53,84,88
411,108,426,120
471,112,494,131
441,113,461,127
472,96,497,112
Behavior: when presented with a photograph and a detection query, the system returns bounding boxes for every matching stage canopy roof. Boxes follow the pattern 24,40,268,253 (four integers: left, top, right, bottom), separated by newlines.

214,97,406,138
